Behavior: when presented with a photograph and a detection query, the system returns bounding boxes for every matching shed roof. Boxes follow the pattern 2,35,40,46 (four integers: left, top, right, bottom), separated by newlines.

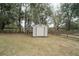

33,24,47,27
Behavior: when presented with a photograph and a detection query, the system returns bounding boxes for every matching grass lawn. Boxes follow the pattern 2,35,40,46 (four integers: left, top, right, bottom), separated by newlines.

0,33,79,56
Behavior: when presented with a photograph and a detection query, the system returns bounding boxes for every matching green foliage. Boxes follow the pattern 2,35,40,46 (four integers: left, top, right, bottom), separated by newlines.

25,3,52,25
60,3,73,31
60,3,79,31
0,3,79,33
0,3,24,31
71,3,79,17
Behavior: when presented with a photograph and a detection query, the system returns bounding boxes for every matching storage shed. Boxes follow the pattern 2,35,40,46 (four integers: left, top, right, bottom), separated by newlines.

33,24,48,37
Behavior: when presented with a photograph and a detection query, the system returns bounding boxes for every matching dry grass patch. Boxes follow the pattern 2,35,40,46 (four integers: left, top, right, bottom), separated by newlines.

0,33,79,56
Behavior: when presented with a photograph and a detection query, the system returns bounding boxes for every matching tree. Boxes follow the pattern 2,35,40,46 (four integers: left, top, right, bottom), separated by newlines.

28,3,52,25
60,3,79,31
60,3,73,31
51,9,63,31
24,3,53,34
0,3,17,31
70,3,79,18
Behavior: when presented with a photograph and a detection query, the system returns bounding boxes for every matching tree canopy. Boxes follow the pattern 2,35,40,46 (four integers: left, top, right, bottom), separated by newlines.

0,3,79,33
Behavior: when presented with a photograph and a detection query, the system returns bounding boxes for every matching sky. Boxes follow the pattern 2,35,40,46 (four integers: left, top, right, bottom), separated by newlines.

52,3,60,10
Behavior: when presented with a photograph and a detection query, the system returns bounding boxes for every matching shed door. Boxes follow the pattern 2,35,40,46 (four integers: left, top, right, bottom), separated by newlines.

37,27,44,36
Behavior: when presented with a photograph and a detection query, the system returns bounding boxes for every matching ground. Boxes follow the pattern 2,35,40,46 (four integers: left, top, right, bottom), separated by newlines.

0,33,79,56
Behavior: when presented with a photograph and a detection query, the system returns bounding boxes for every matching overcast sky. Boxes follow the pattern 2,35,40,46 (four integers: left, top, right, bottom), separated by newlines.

52,3,60,10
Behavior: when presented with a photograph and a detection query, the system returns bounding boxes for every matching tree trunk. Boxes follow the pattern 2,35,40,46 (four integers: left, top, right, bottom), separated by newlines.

1,22,5,31
25,13,27,33
18,4,22,32
18,17,21,32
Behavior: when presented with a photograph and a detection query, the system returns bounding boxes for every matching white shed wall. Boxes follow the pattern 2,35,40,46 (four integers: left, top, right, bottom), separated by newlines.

37,27,44,36
44,26,48,36
33,26,36,36
33,25,48,37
